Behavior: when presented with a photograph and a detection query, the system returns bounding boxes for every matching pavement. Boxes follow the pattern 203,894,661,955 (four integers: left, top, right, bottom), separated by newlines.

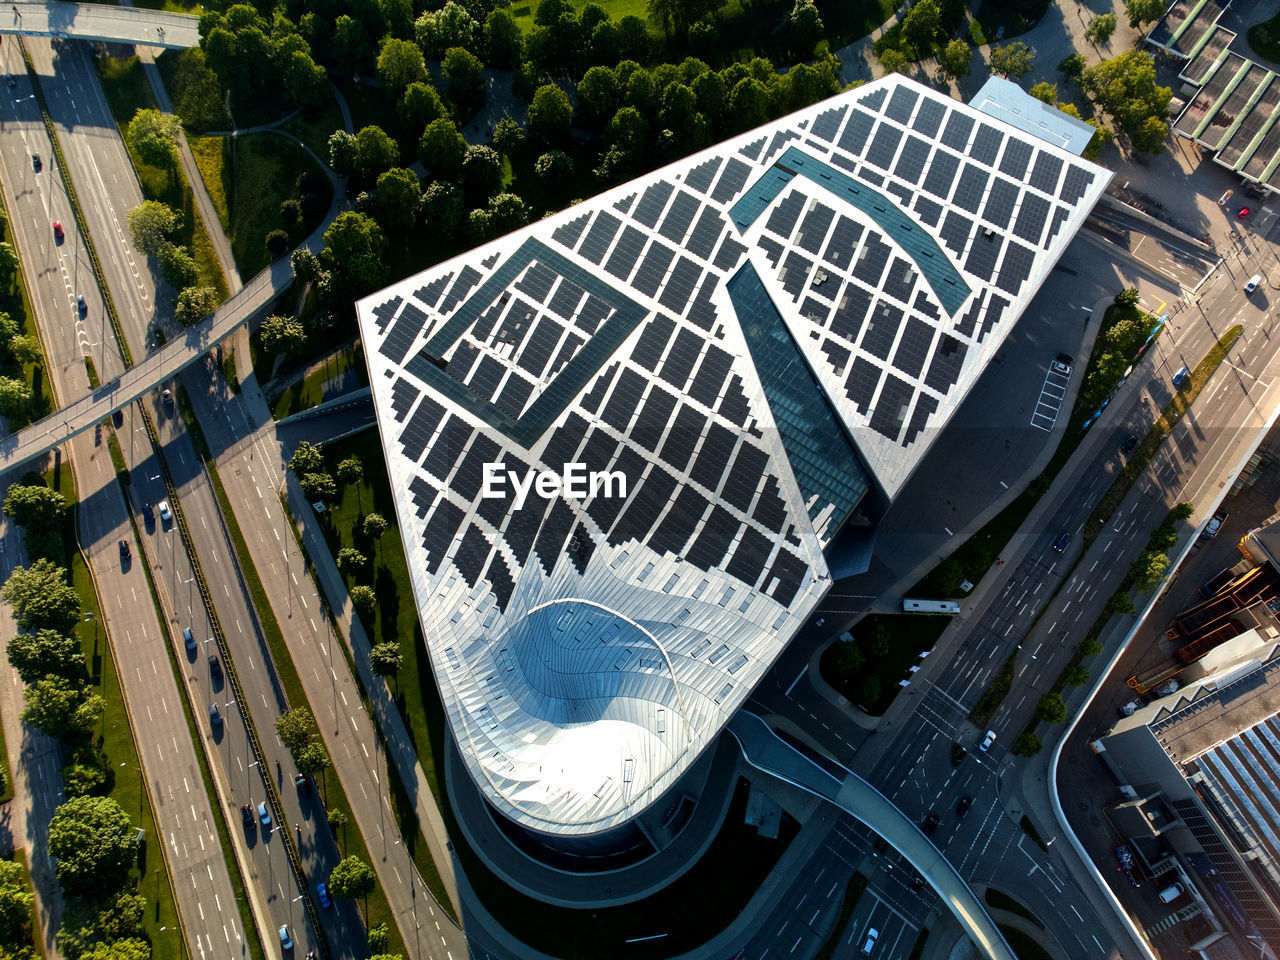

0,2,197,49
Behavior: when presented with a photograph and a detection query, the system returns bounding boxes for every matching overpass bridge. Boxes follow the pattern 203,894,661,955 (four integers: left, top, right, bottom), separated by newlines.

3,2,197,49
729,712,1018,960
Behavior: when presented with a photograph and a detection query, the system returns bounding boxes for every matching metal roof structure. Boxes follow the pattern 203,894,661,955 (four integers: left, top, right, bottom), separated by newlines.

356,75,1108,837
969,76,1097,156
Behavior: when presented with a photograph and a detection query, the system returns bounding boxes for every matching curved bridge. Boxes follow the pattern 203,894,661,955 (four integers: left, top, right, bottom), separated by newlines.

728,711,1018,960
3,2,197,49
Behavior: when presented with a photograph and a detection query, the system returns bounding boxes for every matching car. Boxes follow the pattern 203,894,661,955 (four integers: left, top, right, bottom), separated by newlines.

240,804,254,828
295,773,310,796
860,926,879,955
118,539,129,560
1238,206,1251,219
315,882,331,909
955,795,974,816
183,627,196,653
979,730,997,752
30,154,40,172
161,388,173,409
1158,882,1184,904
1173,366,1191,388
921,813,940,837
1246,273,1262,294
4,75,13,90
141,502,154,523
52,220,62,243
1118,700,1140,717
1052,531,1071,553
1121,434,1138,454
208,653,221,679
208,702,222,726
1201,511,1228,540
1050,354,1072,376
112,408,123,428
1115,843,1143,887
909,874,924,893
278,925,292,950
257,802,271,828
1219,189,1234,205
158,500,171,524
75,294,86,316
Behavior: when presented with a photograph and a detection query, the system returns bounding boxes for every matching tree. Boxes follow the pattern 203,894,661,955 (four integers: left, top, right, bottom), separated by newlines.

857,674,882,707
1085,13,1117,45
362,513,388,541
292,249,322,285
1106,591,1136,615
491,117,526,160
376,37,426,93
486,193,530,237
1078,637,1103,657
534,150,574,186
283,50,328,112
1114,287,1140,308
1125,0,1165,30
1133,115,1170,154
1130,550,1171,589
1062,664,1090,687
296,740,331,779
0,375,30,419
830,638,864,684
157,241,198,290
336,547,367,575
7,628,83,684
328,130,357,178
126,201,181,256
529,83,573,143
4,482,66,531
336,457,364,487
259,314,307,357
1035,692,1067,724
354,125,400,181
1170,502,1194,521
1012,732,1042,757
400,85,445,140
126,109,181,168
81,938,151,960
460,145,503,200
373,167,422,233
418,119,467,176
23,676,104,740
289,441,324,477
781,0,824,58
321,211,388,294
350,585,376,618
878,48,910,75
301,472,337,501
483,8,521,67
1148,524,1178,551
989,42,1035,79
8,334,40,365
334,14,376,75
1080,51,1171,151
939,38,972,81
275,706,319,758
328,855,377,921
1029,81,1056,104
415,2,478,58
902,0,939,52
576,66,619,128
442,46,484,110
420,181,465,236
1058,52,1087,84
727,77,769,129
370,641,402,680
326,807,349,832
48,796,139,897
175,286,219,326
265,229,290,258
367,923,390,954
3,558,80,634
0,859,32,945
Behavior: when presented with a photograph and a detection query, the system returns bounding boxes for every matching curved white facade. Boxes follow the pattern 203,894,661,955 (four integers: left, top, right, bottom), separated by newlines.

357,76,1109,836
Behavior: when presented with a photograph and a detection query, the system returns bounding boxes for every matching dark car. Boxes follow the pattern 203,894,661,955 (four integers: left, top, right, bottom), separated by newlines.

315,882,331,909
1121,433,1138,453
31,154,40,172
141,502,154,523
118,539,129,560
1052,531,1071,553
208,654,221,680
76,294,86,317
921,813,940,837
241,804,254,829
208,702,222,727
294,773,310,796
955,795,974,817
52,220,63,244
183,627,196,654
5,75,14,90
112,408,123,428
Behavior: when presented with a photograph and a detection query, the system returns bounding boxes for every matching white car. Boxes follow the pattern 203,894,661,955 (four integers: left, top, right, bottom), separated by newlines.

158,500,172,524
861,927,879,955
980,730,997,752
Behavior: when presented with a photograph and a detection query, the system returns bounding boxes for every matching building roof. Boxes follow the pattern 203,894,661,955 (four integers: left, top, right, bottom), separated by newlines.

356,75,1108,836
969,76,1097,156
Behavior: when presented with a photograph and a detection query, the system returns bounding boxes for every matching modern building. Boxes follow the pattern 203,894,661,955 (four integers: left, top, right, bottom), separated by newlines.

356,74,1108,848
1096,628,1280,957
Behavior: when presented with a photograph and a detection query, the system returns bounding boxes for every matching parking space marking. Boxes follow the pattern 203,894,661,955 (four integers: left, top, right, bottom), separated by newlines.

1030,366,1071,431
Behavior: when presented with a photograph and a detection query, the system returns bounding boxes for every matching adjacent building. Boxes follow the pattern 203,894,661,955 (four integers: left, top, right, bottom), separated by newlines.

356,74,1108,846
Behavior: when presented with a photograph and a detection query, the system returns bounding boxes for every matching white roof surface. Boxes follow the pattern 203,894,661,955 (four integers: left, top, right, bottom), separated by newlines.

357,75,1108,836
970,76,1098,156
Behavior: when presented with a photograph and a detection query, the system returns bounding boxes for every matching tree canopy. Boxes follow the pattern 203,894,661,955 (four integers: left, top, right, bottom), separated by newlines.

2,558,80,635
989,41,1035,79
126,109,181,167
7,628,83,685
48,796,139,897
126,202,181,257
1080,51,1172,153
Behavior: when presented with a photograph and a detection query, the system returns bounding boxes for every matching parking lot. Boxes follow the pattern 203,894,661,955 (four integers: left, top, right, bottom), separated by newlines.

1030,360,1072,432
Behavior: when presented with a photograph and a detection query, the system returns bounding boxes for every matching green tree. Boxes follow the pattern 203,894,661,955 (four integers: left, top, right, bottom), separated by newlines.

1029,81,1056,104
281,51,328,113
418,118,468,176
727,77,769,128
486,192,530,237
483,8,521,67
902,0,940,51
126,109,181,168
1170,503,1194,521
175,286,219,326
0,243,15,287
415,2,478,58
336,457,364,487
1012,732,1042,756
420,181,465,235
23,676,104,740
781,0,824,58
328,130,357,178
1081,51,1172,152
990,41,1035,79
126,201,180,256
376,37,426,93
400,82,445,132
534,150,574,186
367,923,390,954
1078,637,1103,657
442,46,484,109
7,628,83,684
1125,0,1165,29
288,441,324,477
274,706,319,758
81,938,151,960
326,807,349,832
334,14,376,75
1114,287,1140,308
8,334,40,365
354,125,400,181
3,558,80,634
1132,115,1170,154
48,796,139,897
577,66,619,128
939,38,972,81
1106,591,1136,615
830,639,864,684
266,229,290,258
529,83,573,142
336,547,367,576
1130,550,1171,589
328,855,377,921
4,482,66,531
370,641,402,681
321,211,388,294
878,48,910,75
857,674,882,707
460,145,503,199
156,241,198,290
491,117,526,160
1085,12,1117,45
296,740,331,779
301,472,337,501
0,375,30,419
259,314,307,357
350,585,376,618
362,513,388,542
1035,692,1067,724
0,858,32,944
1062,663,1090,687
1147,524,1178,551
374,167,422,233
1058,52,1087,83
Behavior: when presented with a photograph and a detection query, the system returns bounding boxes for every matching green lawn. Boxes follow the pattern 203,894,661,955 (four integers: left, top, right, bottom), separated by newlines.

189,133,331,279
130,0,202,12
95,55,228,299
46,461,187,960
819,614,946,715
1250,11,1280,63
271,341,367,420
284,99,346,160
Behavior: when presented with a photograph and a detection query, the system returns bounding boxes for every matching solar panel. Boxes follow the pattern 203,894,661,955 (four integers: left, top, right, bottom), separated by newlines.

922,150,960,201
851,234,890,288
439,266,481,315
453,433,502,501
630,384,677,451
964,228,1002,281
547,278,585,320
541,413,588,469
999,138,1033,181
1013,193,1050,245
830,284,872,343
485,555,515,612
725,526,772,587
660,404,706,472
913,289,940,321
584,442,632,534
408,475,436,522
823,216,863,270
983,177,1019,227
977,294,1008,344
913,195,942,227
796,202,835,255
756,236,784,269
379,301,429,364
970,124,1004,165
713,234,748,272
633,241,676,297
885,84,919,124
781,251,813,299
912,98,947,137
390,377,419,424
857,167,884,187
811,105,847,142
477,451,527,527
995,241,1034,296
423,499,464,574
416,274,451,309
952,163,989,214
953,292,983,338
838,109,875,157
765,191,806,240
1028,152,1063,195
631,314,676,371
659,257,703,313
495,372,534,419
580,212,622,264
468,354,506,401
718,375,751,427
610,464,677,547
868,372,912,442
939,210,972,257
940,111,974,152
578,365,609,414
860,300,904,360
688,344,732,407
891,316,935,379
767,130,801,162
684,157,722,194
686,206,725,261
686,505,739,570
1045,205,1071,248
720,442,767,511
866,123,903,170
752,475,787,533
634,180,676,228
924,333,966,394
515,261,557,303
600,366,646,432
550,331,582,375
885,181,913,208
516,316,562,378
859,85,888,112
801,296,830,322
1059,166,1094,206
534,500,576,577
894,135,931,185
882,257,917,304
398,394,446,462
613,192,636,215
659,326,705,390
605,225,647,281
690,422,737,492
903,392,937,446
688,285,717,331
649,486,708,557
738,137,766,161
710,157,752,203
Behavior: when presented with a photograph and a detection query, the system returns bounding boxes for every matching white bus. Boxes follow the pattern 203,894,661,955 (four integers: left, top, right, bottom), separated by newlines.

902,598,960,614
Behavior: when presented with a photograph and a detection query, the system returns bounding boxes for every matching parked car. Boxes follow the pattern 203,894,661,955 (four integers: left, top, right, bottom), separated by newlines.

183,627,196,654
1051,353,1073,376
921,813,940,837
278,925,292,950
955,795,974,816
52,220,63,243
860,927,879,956
1238,206,1252,219
1158,883,1184,904
161,388,173,410
257,802,271,828
1115,843,1143,887
315,882,331,909
1121,433,1138,454
208,703,222,727
979,730,997,752
1118,700,1140,717
1201,511,1228,540
158,500,172,525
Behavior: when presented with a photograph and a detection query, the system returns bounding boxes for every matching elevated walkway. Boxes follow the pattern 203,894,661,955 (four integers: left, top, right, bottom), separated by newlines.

4,2,197,48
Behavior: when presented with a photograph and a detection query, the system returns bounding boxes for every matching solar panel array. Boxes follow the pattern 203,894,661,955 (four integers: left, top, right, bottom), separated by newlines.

356,75,1108,837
